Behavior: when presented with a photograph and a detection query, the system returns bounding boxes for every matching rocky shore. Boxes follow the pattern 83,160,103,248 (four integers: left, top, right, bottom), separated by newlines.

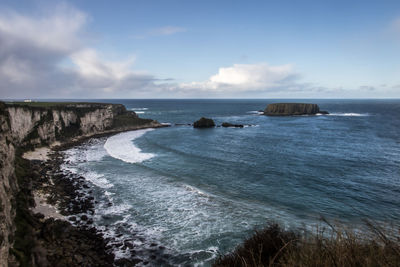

18,139,174,266
0,101,170,266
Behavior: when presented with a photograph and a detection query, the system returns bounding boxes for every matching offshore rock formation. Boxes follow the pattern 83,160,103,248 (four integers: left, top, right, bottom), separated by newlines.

0,101,162,266
221,122,244,128
264,103,329,116
193,117,215,128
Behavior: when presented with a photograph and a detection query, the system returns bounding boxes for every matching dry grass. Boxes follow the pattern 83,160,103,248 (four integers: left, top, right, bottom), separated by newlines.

213,220,400,267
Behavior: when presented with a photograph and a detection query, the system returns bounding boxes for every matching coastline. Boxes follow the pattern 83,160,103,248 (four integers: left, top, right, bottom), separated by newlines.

23,124,171,266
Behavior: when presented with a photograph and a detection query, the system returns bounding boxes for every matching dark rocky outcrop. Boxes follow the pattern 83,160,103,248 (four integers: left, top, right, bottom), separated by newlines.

221,122,244,128
193,117,215,128
264,103,329,116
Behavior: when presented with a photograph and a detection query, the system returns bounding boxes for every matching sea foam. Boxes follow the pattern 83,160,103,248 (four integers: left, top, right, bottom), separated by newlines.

328,113,369,116
104,129,155,163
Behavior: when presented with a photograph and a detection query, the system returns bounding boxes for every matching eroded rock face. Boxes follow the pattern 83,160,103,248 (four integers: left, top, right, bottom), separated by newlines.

193,117,215,128
264,103,327,116
0,110,17,265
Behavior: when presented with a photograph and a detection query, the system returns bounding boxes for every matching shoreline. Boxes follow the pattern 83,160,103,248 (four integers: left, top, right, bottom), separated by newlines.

25,125,173,266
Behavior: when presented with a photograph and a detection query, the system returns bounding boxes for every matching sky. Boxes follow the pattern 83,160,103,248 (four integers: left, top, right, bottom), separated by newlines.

0,0,400,99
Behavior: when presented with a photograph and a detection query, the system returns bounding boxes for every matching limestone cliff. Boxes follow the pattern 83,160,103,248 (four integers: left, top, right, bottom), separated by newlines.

264,103,328,116
0,101,162,266
0,102,17,265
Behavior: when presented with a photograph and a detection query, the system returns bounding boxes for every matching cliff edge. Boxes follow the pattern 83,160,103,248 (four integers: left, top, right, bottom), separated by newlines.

0,101,162,266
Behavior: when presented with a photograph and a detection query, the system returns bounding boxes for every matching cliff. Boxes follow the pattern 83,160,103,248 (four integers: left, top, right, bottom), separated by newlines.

0,101,162,266
264,103,328,116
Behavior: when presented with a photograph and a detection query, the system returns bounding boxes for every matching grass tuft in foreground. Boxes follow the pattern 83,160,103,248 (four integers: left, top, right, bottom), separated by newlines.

213,221,400,267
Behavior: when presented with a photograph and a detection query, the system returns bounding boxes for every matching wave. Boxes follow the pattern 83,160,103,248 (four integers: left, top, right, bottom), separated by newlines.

130,107,148,111
135,111,145,114
83,171,114,189
247,110,264,115
104,129,155,163
183,185,209,197
328,113,369,117
243,124,259,128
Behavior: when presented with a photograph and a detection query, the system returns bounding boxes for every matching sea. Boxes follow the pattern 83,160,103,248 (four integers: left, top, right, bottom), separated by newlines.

60,99,400,266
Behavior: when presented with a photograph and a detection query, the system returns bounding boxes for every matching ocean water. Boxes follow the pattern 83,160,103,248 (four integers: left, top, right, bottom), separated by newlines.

62,99,400,266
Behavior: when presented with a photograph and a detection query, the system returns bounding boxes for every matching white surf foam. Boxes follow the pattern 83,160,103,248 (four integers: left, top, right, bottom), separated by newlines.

104,129,155,163
184,185,209,197
84,171,114,189
247,110,264,115
328,113,369,117
135,111,145,114
85,143,108,162
130,107,148,110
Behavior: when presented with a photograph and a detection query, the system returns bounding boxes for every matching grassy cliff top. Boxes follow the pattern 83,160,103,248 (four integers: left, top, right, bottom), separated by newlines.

4,101,118,108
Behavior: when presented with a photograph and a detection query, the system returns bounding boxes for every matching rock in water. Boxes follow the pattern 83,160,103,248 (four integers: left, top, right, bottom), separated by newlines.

221,122,244,128
193,117,215,128
264,103,328,116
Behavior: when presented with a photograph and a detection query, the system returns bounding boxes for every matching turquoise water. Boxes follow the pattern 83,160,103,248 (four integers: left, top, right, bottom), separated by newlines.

62,99,400,265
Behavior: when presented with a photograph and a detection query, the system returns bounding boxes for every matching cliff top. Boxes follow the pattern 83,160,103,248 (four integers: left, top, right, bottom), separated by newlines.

264,103,328,116
4,101,120,109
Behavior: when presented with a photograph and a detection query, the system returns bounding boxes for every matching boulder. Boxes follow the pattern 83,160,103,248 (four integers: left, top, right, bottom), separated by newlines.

264,103,328,116
193,117,215,128
221,122,244,128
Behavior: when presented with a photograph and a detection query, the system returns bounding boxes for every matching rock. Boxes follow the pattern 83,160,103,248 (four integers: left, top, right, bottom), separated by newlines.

319,110,329,114
193,117,215,128
221,122,244,128
264,103,328,116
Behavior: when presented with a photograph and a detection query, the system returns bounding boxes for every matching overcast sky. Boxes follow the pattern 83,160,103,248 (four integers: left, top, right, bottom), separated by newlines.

0,0,400,99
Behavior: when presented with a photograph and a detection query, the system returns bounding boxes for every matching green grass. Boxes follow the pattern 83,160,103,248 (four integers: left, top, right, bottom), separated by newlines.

5,101,112,108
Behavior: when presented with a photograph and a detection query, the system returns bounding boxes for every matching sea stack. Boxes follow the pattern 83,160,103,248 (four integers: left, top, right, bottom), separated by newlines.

264,103,328,116
193,117,215,128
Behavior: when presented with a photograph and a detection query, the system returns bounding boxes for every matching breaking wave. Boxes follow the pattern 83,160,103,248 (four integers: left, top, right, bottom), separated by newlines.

104,129,155,163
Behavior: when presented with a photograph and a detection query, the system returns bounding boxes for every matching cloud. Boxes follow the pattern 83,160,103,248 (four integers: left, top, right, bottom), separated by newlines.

0,3,160,98
1,3,395,99
133,26,186,39
151,26,186,36
179,63,298,92
392,17,400,33
0,3,300,99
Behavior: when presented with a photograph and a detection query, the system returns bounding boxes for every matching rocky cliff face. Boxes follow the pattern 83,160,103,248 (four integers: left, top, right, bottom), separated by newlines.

0,103,17,265
0,102,161,266
264,103,323,116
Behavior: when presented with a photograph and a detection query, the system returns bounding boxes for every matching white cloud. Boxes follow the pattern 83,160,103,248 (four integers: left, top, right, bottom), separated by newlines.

151,26,186,36
392,17,400,33
1,3,394,99
0,4,85,54
0,3,160,98
134,26,186,39
180,63,297,92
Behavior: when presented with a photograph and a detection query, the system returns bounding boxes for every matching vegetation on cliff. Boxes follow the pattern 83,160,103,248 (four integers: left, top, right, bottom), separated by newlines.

214,222,400,267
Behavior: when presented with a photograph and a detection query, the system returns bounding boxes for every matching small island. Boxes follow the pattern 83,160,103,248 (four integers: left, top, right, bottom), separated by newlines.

193,117,215,128
264,103,329,116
